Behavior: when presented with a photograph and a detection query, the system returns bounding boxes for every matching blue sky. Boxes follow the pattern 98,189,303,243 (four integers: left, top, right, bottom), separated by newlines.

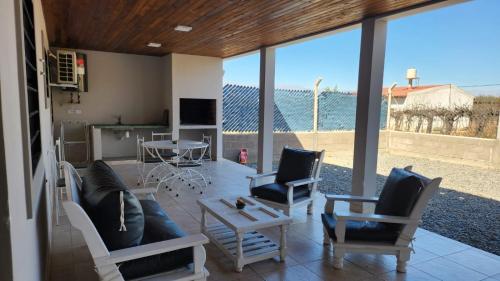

223,0,500,96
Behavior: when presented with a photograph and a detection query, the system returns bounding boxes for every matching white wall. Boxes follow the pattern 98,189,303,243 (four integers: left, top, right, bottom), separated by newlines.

53,50,167,126
170,54,223,159
52,50,169,160
0,0,53,280
404,85,474,109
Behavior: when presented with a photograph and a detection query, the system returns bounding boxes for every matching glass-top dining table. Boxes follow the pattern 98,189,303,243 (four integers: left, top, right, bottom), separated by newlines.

141,139,211,196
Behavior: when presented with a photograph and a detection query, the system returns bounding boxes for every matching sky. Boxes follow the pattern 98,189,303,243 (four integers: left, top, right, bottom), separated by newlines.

223,0,500,96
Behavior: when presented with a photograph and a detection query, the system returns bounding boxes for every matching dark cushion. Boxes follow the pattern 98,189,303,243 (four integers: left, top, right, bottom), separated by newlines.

82,160,145,251
250,183,310,204
276,147,316,184
375,168,424,217
119,200,193,280
375,168,425,231
321,213,399,243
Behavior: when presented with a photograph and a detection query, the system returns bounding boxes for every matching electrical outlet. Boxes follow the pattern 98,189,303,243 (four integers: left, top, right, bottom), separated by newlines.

75,109,82,114
67,109,76,114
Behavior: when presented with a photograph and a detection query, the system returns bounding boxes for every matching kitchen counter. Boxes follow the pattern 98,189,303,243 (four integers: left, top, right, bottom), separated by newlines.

91,124,168,129
91,124,168,160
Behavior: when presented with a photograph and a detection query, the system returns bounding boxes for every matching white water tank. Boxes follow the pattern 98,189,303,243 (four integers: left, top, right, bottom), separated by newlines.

406,68,417,80
406,68,418,87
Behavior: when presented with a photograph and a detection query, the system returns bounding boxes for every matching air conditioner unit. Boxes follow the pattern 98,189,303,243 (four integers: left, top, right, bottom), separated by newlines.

57,50,77,84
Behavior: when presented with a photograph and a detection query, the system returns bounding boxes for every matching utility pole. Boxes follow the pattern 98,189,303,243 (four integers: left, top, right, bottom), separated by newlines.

386,82,397,130
313,77,322,150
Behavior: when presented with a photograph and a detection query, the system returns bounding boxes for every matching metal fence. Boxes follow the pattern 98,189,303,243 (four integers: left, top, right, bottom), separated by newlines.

223,84,387,133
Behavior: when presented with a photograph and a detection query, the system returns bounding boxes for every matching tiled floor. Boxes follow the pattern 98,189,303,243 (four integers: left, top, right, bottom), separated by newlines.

49,159,500,281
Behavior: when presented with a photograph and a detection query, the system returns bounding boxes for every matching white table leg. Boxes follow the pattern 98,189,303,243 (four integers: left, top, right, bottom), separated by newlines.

280,224,287,262
200,208,207,234
235,231,244,272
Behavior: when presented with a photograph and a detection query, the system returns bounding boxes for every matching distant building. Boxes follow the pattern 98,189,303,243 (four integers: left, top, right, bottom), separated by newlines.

382,84,474,110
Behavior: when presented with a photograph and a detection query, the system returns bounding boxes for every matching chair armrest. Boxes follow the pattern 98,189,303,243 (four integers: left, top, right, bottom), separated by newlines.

325,194,379,203
334,211,417,224
285,177,322,188
129,187,157,194
95,234,209,266
246,171,277,180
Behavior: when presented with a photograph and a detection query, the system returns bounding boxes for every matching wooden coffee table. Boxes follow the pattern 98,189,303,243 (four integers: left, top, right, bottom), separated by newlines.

197,196,292,272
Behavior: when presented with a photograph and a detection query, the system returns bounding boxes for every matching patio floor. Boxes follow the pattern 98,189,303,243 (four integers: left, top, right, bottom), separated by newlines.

49,159,500,281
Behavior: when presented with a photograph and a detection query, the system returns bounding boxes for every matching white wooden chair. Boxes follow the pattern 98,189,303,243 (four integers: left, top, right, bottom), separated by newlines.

322,166,441,273
248,147,325,216
61,161,210,281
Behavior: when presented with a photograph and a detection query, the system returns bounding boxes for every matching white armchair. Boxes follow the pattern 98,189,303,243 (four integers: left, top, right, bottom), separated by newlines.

248,147,325,216
322,166,441,273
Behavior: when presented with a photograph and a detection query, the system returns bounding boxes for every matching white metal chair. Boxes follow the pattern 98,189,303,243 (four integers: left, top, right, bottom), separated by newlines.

201,134,212,161
61,161,209,281
248,146,325,216
322,166,442,273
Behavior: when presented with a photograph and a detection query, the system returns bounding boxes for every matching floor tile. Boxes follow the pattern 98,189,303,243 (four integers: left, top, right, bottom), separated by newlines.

444,249,500,276
258,265,323,281
413,232,471,256
413,257,488,281
378,266,440,281
345,253,397,274
304,257,376,281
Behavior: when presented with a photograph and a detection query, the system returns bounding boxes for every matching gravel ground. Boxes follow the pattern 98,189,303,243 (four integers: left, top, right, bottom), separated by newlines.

251,152,500,255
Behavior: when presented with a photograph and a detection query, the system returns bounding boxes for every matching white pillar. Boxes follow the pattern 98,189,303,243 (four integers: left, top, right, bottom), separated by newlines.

351,18,387,213
257,47,276,173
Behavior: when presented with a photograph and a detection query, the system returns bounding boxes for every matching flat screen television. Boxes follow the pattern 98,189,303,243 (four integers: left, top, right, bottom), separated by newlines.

180,98,216,125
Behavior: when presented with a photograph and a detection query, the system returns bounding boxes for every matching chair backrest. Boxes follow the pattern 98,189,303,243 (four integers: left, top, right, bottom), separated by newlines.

276,146,325,189
61,161,83,203
393,166,441,246
61,161,111,261
152,132,173,156
152,132,172,141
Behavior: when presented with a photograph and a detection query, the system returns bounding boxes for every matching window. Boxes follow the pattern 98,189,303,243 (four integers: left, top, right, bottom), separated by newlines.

22,0,41,173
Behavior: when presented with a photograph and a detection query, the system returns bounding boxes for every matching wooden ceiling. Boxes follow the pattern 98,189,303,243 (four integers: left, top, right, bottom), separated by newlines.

41,0,436,58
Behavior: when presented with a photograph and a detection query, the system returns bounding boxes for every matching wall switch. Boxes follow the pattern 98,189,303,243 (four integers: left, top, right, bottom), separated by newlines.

75,109,82,114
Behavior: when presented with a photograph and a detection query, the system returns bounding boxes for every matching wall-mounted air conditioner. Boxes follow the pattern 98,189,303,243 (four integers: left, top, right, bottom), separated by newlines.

49,49,88,92
57,50,77,84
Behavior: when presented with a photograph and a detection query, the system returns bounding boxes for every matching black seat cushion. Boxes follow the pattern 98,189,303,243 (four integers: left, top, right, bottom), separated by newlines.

321,213,399,243
119,200,193,280
82,160,145,251
275,147,317,184
251,183,310,203
375,168,424,230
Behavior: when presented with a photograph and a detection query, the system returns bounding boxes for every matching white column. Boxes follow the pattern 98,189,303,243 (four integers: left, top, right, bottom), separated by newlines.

257,47,276,173
351,18,387,212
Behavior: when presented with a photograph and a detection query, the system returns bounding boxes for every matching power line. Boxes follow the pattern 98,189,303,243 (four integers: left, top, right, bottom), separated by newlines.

458,83,500,88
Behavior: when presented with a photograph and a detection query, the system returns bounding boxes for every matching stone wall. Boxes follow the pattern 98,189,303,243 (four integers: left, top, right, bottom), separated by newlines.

223,131,500,169
223,131,387,163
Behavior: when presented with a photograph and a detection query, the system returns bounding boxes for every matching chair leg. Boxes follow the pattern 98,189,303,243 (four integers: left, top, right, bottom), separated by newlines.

307,200,314,215
397,249,411,273
284,208,291,217
333,249,344,269
323,227,331,246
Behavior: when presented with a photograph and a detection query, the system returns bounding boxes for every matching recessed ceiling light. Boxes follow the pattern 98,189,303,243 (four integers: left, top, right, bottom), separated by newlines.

147,42,162,48
174,25,192,32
